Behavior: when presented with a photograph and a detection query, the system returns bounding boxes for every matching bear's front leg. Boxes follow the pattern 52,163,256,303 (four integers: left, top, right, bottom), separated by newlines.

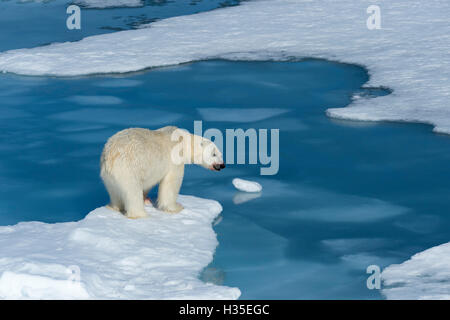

157,165,184,213
123,186,147,219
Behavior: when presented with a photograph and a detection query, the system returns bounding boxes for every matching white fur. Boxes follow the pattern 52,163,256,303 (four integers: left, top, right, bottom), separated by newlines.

100,126,223,218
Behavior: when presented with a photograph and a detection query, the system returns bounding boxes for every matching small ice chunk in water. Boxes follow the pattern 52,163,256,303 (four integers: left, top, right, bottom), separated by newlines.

232,178,262,193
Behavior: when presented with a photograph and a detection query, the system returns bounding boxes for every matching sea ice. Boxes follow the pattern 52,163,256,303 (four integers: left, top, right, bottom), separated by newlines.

382,242,450,300
0,0,448,133
232,178,262,193
0,195,240,299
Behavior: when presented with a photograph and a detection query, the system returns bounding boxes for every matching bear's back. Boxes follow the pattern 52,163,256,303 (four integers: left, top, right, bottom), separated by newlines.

101,128,170,172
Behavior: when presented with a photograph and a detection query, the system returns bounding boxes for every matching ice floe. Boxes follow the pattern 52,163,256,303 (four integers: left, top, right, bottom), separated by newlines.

382,242,450,300
232,178,262,193
0,0,448,133
0,195,240,299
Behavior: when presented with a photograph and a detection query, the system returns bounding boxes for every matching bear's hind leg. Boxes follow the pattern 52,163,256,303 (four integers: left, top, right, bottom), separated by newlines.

103,176,124,213
157,166,184,213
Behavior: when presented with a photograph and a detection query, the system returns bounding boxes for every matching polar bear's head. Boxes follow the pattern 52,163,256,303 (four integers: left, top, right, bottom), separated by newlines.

170,129,225,171
192,135,225,171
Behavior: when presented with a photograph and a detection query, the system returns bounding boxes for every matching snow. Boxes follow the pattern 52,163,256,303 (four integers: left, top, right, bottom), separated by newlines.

0,0,449,133
381,242,450,300
0,195,241,299
74,0,143,9
232,178,262,193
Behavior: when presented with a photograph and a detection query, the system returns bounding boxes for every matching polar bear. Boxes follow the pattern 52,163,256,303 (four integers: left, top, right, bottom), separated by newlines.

100,126,225,218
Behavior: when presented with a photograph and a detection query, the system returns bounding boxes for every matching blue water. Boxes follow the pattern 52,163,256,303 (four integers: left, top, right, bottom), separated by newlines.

1,1,450,300
2,59,450,299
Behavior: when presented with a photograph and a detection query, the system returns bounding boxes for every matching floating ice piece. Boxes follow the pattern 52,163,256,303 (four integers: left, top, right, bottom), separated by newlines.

232,178,262,193
381,242,450,300
0,195,240,299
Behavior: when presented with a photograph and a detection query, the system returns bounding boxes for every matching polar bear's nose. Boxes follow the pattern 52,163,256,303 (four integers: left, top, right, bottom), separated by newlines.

213,163,226,171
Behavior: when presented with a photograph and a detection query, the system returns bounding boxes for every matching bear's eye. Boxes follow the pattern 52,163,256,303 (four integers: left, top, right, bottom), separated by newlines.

213,152,216,157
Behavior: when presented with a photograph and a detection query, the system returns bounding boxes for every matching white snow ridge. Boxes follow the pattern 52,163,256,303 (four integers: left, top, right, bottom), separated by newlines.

0,0,449,133
0,195,240,299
